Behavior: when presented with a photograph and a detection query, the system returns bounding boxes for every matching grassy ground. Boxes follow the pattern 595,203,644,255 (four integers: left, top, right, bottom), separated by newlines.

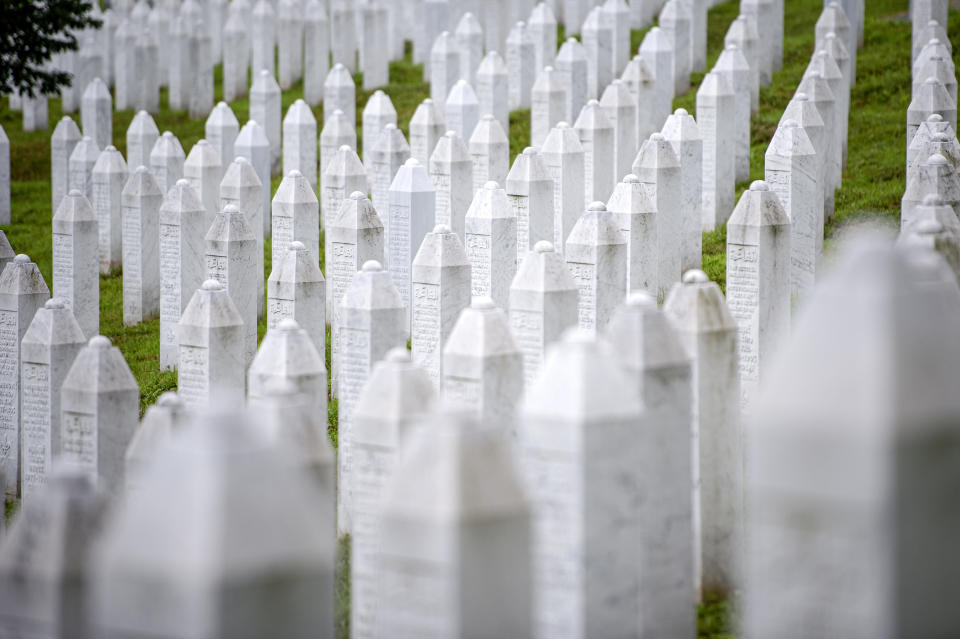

0,0,925,635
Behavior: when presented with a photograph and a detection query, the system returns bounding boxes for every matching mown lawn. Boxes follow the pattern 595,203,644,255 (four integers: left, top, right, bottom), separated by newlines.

0,0,923,635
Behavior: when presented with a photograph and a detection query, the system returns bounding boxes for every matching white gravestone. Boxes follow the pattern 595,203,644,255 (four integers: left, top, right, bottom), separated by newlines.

509,240,578,385
780,92,826,253
529,2,557,76
52,190,99,339
574,99,615,206
91,146,128,274
282,100,318,189
177,279,246,407
322,144,367,233
272,170,320,264
697,71,736,231
250,69,282,174
443,296,524,432
183,139,222,224
251,0,275,77
660,0,692,95
565,202,627,334
725,181,791,410
324,64,357,134
724,15,760,114
555,38,589,124
507,21,536,110
639,28,676,132
741,0,774,86
600,80,638,188
430,31,462,109
277,0,303,90
465,181,518,310
686,0,707,73
330,0,356,72
326,192,384,394
0,234,13,275
205,204,258,366
125,110,158,174
411,225,472,390
907,75,957,151
901,153,960,229
541,122,585,252
158,179,206,370
715,44,753,184
582,8,613,100
799,70,839,217
21,94,48,133
387,158,436,327
267,241,326,359
320,109,357,182
469,114,510,195
455,12,484,86
744,241,960,638
205,102,239,182
0,256,49,499
51,117,82,213
812,48,850,169
607,174,658,295
907,113,955,177
601,0,630,75
362,91,398,182
606,292,696,638
336,260,406,534
429,131,473,241
349,347,435,639
664,270,742,597
81,79,111,152
303,0,329,106
908,131,960,188
662,108,704,273
765,119,821,297
219,156,264,312
477,51,510,135
248,318,326,420
519,329,644,639
531,66,567,148
18,300,86,503
507,147,556,259
222,9,250,102
621,54,660,145
898,204,960,282
68,136,100,204
149,131,185,195
444,79,480,145
360,3,389,90
376,406,531,638
370,124,411,230
133,29,159,114
632,134,682,299
60,335,139,489
409,99,445,168
121,166,162,325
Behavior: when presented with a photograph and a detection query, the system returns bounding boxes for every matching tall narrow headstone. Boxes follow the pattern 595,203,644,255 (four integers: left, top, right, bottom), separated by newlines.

177,279,246,407
555,38,589,124
429,131,473,240
622,54,660,145
60,335,139,489
362,90,398,181
324,64,357,134
251,0,276,76
507,21,536,110
605,292,696,637
633,134,682,298
574,100,615,206
68,136,100,204
360,2,389,90
469,114,510,195
205,204,258,365
531,66,567,148
336,260,406,534
322,145,367,232
725,181,791,409
519,329,644,638
222,9,250,102
542,122,585,251
430,31,462,108
248,318,326,420
409,99,445,167
565,202,627,333
149,131,186,195
741,0,775,86
319,109,357,181
724,14,760,114
662,108,704,273
661,0,692,95
664,270,741,597
125,110,159,174
465,181,518,310
607,174,658,295
715,44,753,184
444,79,480,144
276,0,304,90
121,166,162,325
51,117,82,212
272,170,320,266
205,103,239,183
219,156,264,311
267,241,326,358
133,28,159,114
250,69,282,173
901,153,960,229
387,158,436,322
582,7,613,100
303,0,329,105
80,79,111,152
476,52,510,135
507,147,555,259
183,140,222,223
234,120,272,231
697,71,736,230
600,80,638,187
639,28,675,131
280,101,318,190
455,12,484,85
411,225,471,389
158,179,207,370
91,146,128,274
52,191,99,339
529,2,557,75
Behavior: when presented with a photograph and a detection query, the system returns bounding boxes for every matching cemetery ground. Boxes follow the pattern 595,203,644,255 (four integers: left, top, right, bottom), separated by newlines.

0,0,929,636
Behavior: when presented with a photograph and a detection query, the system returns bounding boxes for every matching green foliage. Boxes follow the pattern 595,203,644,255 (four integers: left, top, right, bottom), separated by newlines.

0,0,102,98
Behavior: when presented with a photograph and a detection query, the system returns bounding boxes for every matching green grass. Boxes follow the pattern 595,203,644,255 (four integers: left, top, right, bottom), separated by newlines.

0,0,926,634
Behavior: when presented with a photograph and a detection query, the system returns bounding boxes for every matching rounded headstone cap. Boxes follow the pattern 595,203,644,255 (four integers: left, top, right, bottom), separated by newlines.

289,240,306,251
484,180,500,190
929,114,944,122
13,254,30,264
725,43,738,51
423,98,434,104
562,326,594,344
682,269,709,284
288,169,303,178
675,107,688,116
234,156,251,166
202,279,224,291
217,100,228,107
782,118,800,129
259,69,271,77
795,92,808,101
544,65,554,72
404,158,421,167
433,224,452,234
105,144,117,151
481,113,495,121
196,139,209,147
175,178,190,187
68,188,82,197
349,191,367,200
930,38,942,46
384,123,397,130
932,132,952,142
623,173,640,183
445,130,458,137
587,201,606,212
222,203,240,214
362,260,382,272
277,318,300,331
333,62,345,70
928,153,949,165
162,131,174,139
556,121,570,129
472,296,496,310
925,76,941,85
157,391,183,408
135,165,149,174
917,219,944,234
650,132,665,141
587,98,599,106
45,298,66,310
923,194,945,206
750,180,770,191
625,291,657,308
523,147,537,155
89,335,112,349
385,347,410,363
534,240,554,253
333,108,344,116
928,19,941,26
566,37,577,43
